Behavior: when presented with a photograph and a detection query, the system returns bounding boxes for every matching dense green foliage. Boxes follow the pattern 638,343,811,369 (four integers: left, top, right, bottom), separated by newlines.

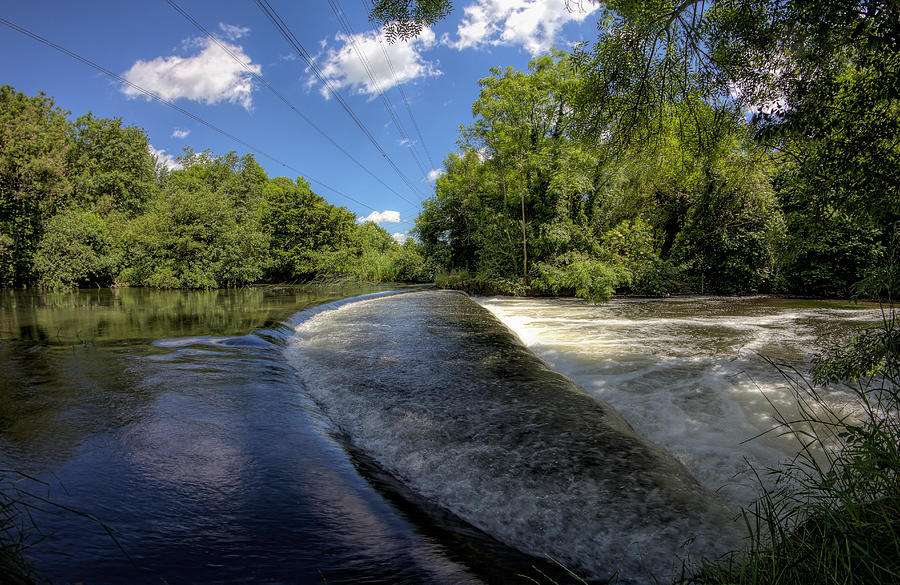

0,86,430,290
407,1,898,300
0,86,70,288
415,54,788,299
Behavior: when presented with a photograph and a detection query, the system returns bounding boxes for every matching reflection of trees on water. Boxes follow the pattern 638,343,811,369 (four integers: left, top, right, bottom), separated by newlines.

0,285,382,468
0,339,149,467
0,286,379,346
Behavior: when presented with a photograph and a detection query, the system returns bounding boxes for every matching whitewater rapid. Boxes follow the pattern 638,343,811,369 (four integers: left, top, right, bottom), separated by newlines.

476,295,884,507
285,290,743,583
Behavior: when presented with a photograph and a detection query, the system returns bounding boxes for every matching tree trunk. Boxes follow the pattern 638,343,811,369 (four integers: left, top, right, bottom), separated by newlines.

518,172,528,284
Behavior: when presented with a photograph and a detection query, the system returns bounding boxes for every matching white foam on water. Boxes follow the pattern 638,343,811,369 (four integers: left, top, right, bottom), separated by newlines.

285,292,746,583
477,296,884,506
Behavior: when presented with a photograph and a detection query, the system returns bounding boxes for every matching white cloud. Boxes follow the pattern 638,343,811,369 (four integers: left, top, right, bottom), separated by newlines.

314,27,441,98
122,36,261,110
452,0,601,55
171,128,190,139
426,168,444,181
148,145,182,171
357,210,402,224
219,23,250,41
391,232,407,244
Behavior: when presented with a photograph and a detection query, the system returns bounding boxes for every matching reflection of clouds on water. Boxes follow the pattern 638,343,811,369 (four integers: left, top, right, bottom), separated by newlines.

124,383,250,506
478,296,884,506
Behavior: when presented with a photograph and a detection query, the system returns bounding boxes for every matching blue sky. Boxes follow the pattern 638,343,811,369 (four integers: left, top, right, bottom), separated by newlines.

2,0,601,240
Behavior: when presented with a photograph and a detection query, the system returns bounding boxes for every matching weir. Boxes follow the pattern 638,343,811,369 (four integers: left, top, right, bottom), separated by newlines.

286,290,743,583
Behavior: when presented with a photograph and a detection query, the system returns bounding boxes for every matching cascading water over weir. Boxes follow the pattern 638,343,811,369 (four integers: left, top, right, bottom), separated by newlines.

286,290,743,583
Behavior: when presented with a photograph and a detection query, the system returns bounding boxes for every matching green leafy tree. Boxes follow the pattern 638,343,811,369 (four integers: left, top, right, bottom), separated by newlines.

260,176,359,281
710,0,899,226
368,0,452,41
357,220,395,254
177,149,268,220
671,164,784,294
65,113,156,216
120,156,268,288
575,1,898,295
460,52,591,283
33,208,121,289
0,86,69,287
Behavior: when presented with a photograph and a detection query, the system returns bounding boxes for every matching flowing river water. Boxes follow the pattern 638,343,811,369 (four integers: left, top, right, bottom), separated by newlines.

0,287,885,584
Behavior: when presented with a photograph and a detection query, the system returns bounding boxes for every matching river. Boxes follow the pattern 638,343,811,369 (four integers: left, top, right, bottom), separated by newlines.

0,287,884,584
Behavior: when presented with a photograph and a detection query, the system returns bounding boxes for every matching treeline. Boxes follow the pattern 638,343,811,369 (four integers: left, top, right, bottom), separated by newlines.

0,86,431,290
415,2,898,301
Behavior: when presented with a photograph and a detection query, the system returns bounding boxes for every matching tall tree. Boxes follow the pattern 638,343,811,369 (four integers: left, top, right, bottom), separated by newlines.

461,52,587,282
260,176,359,282
0,86,69,287
65,113,157,216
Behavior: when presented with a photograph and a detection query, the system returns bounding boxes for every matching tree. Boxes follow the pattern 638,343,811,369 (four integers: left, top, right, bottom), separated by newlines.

177,149,268,220
0,86,69,287
671,163,784,294
33,208,121,289
712,0,899,219
461,52,588,283
368,0,452,41
65,113,156,216
415,150,506,274
576,0,898,237
119,153,269,288
260,176,359,281
357,220,394,254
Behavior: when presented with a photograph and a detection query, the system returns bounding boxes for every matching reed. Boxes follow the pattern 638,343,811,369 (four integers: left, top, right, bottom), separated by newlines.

0,475,39,585
690,309,900,585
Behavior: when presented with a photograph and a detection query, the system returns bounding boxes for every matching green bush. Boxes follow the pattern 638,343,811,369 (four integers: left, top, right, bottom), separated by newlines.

33,208,120,289
531,252,624,302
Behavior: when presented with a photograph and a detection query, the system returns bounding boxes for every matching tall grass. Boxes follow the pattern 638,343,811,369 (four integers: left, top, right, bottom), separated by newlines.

691,308,900,585
0,475,40,585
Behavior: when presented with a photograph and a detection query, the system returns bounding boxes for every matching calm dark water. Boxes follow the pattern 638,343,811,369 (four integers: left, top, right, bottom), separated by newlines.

0,288,884,584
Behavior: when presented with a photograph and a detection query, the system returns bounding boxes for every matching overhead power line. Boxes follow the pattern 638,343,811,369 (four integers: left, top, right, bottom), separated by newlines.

328,0,430,178
0,16,379,214
359,0,437,170
164,0,416,210
254,0,426,205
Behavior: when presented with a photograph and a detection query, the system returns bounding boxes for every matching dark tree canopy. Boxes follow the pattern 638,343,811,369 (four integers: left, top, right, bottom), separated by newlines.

368,0,452,41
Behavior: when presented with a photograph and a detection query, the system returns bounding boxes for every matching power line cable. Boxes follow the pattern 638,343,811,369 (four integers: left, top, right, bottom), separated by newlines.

359,0,437,170
0,15,379,214
164,0,415,210
254,0,426,205
327,0,429,178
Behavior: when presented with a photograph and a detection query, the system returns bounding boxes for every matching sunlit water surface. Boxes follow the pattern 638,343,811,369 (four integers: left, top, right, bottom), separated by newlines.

0,289,884,584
